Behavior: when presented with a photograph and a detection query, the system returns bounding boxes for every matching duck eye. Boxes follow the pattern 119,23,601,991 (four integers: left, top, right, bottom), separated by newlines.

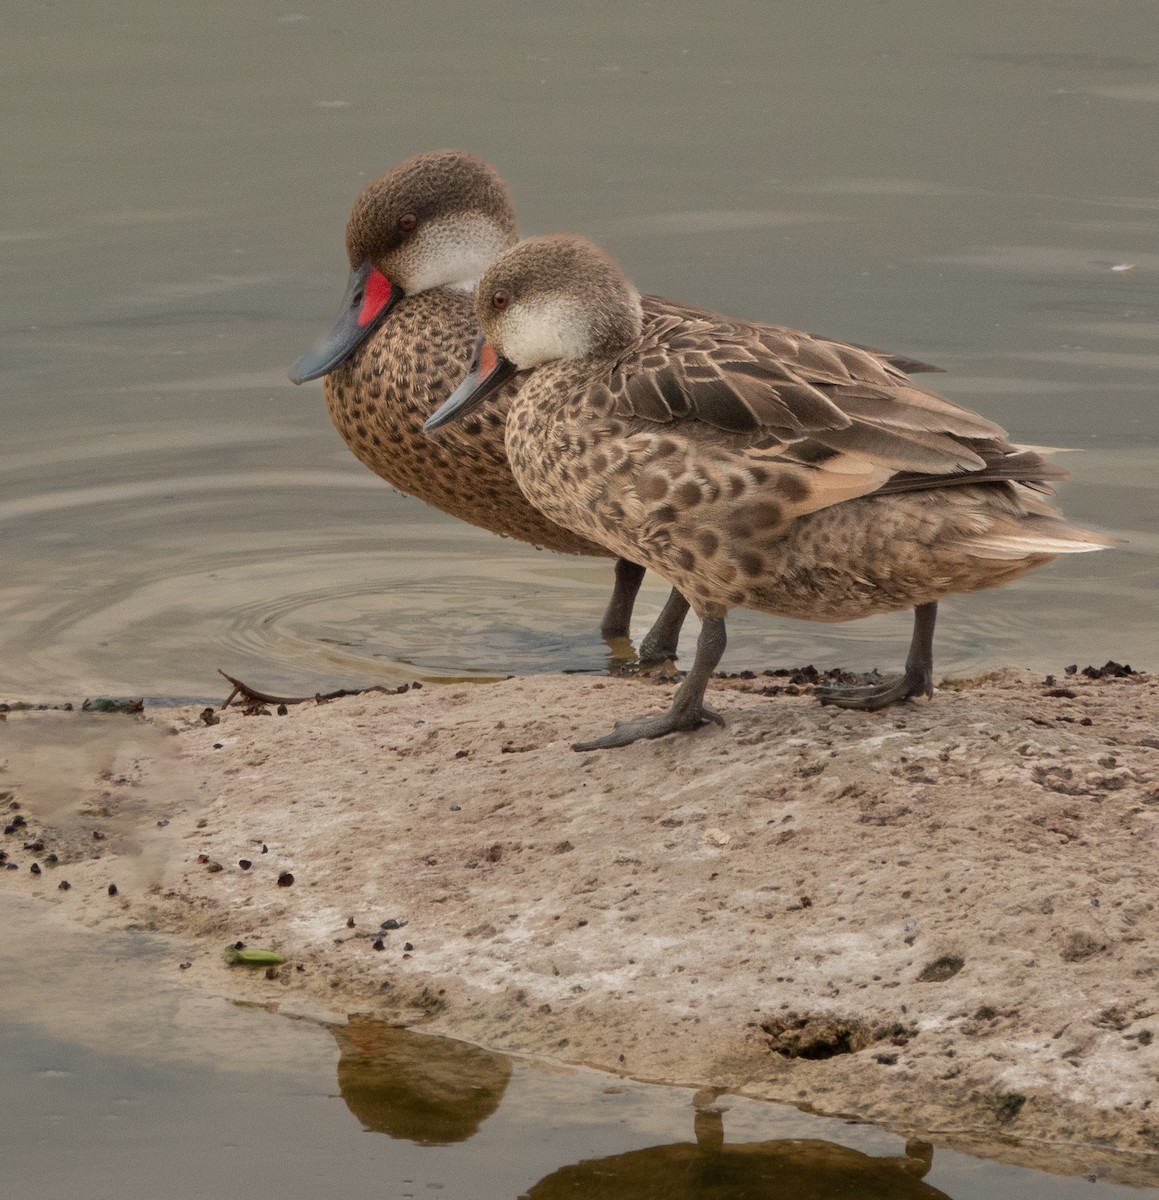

398,213,418,233
491,289,510,310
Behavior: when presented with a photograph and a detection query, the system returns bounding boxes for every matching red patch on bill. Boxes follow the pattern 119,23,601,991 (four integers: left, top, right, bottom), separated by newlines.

357,269,393,327
477,340,499,376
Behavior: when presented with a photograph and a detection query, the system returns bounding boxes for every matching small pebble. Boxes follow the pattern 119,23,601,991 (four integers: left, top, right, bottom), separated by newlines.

277,871,294,887
261,844,268,854
156,818,169,828
44,853,58,865
107,884,118,896
30,863,41,875
381,918,403,930
58,880,71,891
179,961,191,970
404,941,414,951
238,859,252,870
197,853,209,864
207,862,223,873
372,938,385,951
346,917,356,928
276,704,288,716
450,803,461,811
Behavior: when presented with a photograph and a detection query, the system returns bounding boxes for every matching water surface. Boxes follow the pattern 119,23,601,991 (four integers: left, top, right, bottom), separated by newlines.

2,0,1157,702
2,896,1155,1199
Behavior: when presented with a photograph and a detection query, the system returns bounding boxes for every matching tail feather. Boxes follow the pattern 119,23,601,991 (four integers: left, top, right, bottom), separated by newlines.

962,517,1119,561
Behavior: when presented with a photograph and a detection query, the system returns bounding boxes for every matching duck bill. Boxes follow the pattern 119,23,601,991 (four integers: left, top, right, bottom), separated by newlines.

289,260,401,383
423,336,516,433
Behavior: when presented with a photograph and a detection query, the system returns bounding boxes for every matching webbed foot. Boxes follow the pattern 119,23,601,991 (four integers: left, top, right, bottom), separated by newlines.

573,701,724,752
815,671,932,711
816,601,938,713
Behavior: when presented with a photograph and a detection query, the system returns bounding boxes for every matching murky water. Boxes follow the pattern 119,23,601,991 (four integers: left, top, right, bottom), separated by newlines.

1,896,1155,1199
2,0,1156,705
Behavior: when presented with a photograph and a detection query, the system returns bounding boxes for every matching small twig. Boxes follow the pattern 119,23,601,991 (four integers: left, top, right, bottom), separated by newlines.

216,669,396,709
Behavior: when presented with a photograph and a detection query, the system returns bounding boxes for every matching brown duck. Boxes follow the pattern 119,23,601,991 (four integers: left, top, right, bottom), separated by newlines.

290,150,940,663
425,235,1114,750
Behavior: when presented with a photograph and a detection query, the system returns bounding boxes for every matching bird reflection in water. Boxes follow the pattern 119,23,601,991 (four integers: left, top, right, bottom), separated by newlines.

524,1089,946,1200
330,1015,513,1145
329,1022,946,1197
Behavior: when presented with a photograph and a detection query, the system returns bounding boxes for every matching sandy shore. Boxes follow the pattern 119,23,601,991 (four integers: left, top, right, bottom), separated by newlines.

3,664,1158,1185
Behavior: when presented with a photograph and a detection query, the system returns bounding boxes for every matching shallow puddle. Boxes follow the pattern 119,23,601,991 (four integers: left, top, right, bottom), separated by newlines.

1,897,1155,1199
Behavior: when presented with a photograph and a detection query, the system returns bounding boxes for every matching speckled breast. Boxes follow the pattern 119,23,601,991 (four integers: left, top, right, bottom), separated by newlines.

322,288,611,558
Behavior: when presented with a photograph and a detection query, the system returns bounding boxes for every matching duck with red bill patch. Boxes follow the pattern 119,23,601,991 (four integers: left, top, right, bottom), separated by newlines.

287,149,691,661
290,150,947,668
424,234,1117,752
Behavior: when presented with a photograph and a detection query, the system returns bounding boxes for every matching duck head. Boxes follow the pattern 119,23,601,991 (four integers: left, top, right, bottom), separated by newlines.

423,235,642,431
289,149,519,383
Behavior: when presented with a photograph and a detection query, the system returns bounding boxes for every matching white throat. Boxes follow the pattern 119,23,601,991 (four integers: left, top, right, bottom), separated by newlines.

407,215,510,294
501,296,596,368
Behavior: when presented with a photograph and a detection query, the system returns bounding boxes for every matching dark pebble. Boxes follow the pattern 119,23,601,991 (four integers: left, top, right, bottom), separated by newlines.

412,681,423,689
403,941,414,952
381,918,403,930
233,940,246,950
58,880,71,891
24,841,44,852
238,859,252,870
346,917,355,928
179,961,191,970
261,844,268,854
93,830,105,841
264,966,279,980
372,938,385,951
156,819,169,828
30,863,41,875
277,871,294,887
197,853,209,864
213,742,223,750
44,853,58,865
276,704,288,716
11,815,26,828
5,863,18,870
108,884,118,896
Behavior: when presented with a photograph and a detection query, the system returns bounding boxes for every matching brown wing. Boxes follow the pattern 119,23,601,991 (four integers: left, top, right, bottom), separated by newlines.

601,306,1058,522
641,292,945,375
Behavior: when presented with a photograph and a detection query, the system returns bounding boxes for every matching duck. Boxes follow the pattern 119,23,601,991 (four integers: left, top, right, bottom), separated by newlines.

289,149,941,665
424,234,1114,751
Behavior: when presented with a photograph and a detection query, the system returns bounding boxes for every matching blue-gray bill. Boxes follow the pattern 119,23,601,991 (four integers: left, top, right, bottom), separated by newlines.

289,260,402,384
423,335,517,432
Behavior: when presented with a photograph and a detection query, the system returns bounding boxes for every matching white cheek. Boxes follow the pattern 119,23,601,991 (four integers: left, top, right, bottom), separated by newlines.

405,216,509,293
498,298,592,368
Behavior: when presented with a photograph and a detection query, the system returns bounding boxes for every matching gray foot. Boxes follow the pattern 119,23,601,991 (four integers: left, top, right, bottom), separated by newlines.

815,668,933,711
573,701,724,752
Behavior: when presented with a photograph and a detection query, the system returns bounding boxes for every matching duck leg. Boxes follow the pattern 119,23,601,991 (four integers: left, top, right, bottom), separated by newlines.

815,601,938,711
637,589,691,666
574,616,727,751
600,559,647,640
